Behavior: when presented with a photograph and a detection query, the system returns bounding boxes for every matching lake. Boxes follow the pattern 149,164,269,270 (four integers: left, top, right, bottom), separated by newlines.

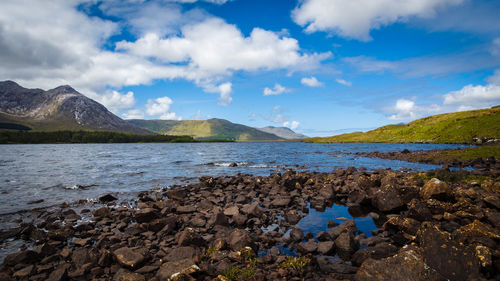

0,142,470,215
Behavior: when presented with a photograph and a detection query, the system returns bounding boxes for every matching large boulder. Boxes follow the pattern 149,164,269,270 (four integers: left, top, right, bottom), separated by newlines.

420,178,450,200
156,259,199,281
355,246,445,281
114,247,145,269
371,184,404,212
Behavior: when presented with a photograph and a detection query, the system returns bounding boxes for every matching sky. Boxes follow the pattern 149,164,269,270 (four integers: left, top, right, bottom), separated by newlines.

0,0,499,136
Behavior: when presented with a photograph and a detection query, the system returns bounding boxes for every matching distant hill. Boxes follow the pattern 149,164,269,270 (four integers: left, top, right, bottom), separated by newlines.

257,126,307,140
0,81,150,134
306,106,500,144
128,118,284,141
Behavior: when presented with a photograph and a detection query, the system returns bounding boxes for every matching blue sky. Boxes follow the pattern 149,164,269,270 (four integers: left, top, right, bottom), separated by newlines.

1,0,499,136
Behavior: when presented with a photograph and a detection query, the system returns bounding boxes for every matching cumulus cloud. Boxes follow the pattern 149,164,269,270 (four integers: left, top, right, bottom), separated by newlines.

335,78,352,86
146,96,181,120
283,121,300,130
123,109,145,120
94,90,136,113
0,0,329,110
292,0,464,41
301,76,323,87
263,84,290,96
387,70,500,121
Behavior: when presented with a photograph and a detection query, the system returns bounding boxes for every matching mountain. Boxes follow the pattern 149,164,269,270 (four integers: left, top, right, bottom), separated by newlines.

257,126,307,140
0,81,150,134
306,106,500,144
128,118,284,141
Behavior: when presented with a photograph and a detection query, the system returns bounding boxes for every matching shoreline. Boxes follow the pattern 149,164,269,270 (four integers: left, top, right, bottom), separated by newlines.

0,168,499,280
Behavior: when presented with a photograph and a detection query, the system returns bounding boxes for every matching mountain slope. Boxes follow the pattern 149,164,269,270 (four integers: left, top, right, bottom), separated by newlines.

128,118,284,141
306,106,500,144
257,126,307,140
0,81,150,134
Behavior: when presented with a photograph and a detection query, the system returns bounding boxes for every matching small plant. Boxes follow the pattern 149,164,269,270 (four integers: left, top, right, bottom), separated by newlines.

280,256,311,271
240,267,256,279
223,266,240,281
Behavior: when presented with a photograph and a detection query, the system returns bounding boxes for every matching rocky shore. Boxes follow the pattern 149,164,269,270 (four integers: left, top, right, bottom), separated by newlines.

357,148,500,174
0,168,499,280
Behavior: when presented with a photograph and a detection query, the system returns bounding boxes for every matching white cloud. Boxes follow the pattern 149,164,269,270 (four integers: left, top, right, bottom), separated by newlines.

292,0,464,41
301,76,323,87
387,70,500,121
263,84,290,96
192,109,203,120
123,109,145,120
335,78,352,86
343,56,397,73
146,96,181,120
283,121,300,130
491,38,500,56
0,0,330,110
95,90,136,114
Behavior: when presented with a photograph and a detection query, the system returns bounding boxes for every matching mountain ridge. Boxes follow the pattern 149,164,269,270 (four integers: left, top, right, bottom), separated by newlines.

0,81,150,134
257,126,307,140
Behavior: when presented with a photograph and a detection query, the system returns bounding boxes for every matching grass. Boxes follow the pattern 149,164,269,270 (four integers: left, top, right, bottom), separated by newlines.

280,256,311,271
433,145,500,162
305,106,500,144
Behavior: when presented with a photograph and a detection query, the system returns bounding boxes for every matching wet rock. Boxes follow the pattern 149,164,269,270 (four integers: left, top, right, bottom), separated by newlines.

289,227,304,242
228,228,253,251
229,162,238,167
166,189,187,201
177,228,206,247
284,210,301,224
334,232,359,260
420,178,450,200
92,207,111,218
114,247,145,269
297,239,318,254
317,241,335,255
316,231,330,241
99,194,117,203
327,220,339,228
113,268,145,281
134,208,159,223
355,246,445,281
156,259,199,281
417,223,480,280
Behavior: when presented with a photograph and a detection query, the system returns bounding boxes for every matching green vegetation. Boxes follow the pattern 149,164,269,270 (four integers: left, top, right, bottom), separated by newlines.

306,106,500,144
280,256,311,271
413,170,496,186
433,145,500,162
0,130,197,144
128,118,284,141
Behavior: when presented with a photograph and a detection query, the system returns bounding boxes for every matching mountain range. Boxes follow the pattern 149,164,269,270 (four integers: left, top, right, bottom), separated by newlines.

0,81,306,141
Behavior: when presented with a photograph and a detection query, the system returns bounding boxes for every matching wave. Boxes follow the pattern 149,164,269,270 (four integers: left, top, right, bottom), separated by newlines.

64,184,99,190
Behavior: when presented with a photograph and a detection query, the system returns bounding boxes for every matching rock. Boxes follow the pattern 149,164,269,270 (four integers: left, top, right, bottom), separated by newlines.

297,239,318,254
483,195,500,209
166,189,187,201
13,265,34,278
241,202,260,216
417,223,480,280
334,232,359,260
71,248,92,266
223,206,239,216
348,189,369,205
371,184,404,212
316,257,357,274
420,178,450,200
92,207,111,218
99,194,117,203
317,241,335,255
166,247,200,261
228,228,253,251
211,212,229,226
46,264,69,281
355,246,445,281
156,259,199,281
319,185,334,199
134,208,159,223
113,268,145,281
327,220,339,228
271,196,291,207
316,231,330,241
289,227,304,242
284,210,301,225
351,242,398,266
229,162,238,167
35,243,56,257
455,219,500,240
114,247,145,269
177,228,206,247
176,205,196,214
475,245,492,268
3,250,39,266
232,214,247,226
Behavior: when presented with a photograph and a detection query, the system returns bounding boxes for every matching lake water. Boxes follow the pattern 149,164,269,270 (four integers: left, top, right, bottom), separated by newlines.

0,142,470,215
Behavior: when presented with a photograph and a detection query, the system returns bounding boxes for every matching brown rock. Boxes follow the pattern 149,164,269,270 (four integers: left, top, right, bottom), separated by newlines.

420,178,450,200
334,232,359,260
13,265,34,278
177,228,206,247
166,189,187,201
371,184,404,212
228,228,253,251
113,268,145,281
317,241,335,255
156,259,199,281
134,208,159,223
114,247,145,269
92,207,111,218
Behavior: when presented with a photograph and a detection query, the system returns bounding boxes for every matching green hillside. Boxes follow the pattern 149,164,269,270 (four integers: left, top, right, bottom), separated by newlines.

306,106,500,144
128,118,284,141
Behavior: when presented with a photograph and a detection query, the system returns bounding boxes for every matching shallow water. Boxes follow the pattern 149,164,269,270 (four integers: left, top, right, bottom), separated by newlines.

0,142,470,215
